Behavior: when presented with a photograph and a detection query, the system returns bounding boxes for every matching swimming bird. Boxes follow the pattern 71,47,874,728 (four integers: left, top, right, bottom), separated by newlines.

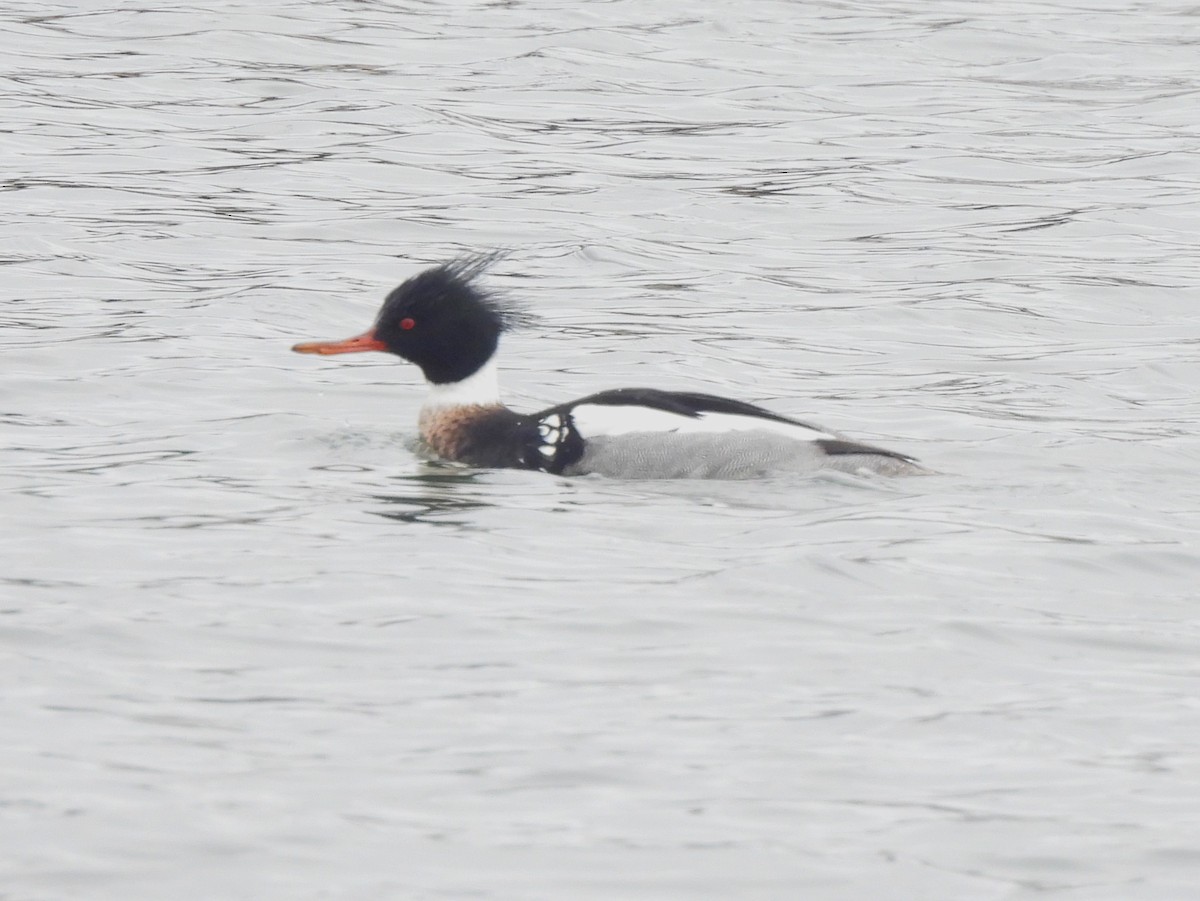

292,256,923,478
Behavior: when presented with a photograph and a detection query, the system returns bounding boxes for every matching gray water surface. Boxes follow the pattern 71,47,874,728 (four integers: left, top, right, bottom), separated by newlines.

3,1,1200,899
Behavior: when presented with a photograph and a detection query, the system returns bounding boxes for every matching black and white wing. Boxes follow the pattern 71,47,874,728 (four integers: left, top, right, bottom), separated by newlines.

528,388,918,478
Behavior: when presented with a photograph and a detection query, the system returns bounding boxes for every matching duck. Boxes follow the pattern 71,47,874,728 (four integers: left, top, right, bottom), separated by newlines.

292,256,924,479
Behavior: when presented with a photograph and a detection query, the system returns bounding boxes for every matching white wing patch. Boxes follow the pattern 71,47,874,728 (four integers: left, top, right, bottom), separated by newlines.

568,404,836,443
536,412,569,459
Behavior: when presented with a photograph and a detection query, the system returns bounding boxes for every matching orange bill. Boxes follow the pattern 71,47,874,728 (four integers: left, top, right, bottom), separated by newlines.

292,330,387,355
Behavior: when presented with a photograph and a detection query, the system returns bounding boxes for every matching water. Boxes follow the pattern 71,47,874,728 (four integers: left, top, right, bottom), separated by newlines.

3,1,1199,898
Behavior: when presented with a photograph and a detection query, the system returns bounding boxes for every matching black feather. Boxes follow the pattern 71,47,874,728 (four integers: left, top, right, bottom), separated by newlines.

540,387,827,432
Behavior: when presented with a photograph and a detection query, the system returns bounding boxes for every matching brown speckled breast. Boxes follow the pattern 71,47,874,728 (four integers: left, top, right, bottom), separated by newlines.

418,404,529,469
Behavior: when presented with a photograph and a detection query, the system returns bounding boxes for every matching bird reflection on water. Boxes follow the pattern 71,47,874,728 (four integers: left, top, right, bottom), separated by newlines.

370,467,498,526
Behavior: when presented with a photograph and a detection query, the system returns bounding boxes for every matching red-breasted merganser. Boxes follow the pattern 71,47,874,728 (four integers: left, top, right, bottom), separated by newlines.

292,256,924,478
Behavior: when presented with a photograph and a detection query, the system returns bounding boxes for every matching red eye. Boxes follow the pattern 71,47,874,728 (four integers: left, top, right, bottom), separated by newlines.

400,317,415,330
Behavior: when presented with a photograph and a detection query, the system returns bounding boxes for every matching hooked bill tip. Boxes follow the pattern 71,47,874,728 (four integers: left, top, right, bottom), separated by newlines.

291,341,326,354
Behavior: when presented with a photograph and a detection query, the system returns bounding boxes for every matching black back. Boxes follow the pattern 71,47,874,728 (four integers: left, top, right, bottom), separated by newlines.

535,388,916,464
537,387,824,429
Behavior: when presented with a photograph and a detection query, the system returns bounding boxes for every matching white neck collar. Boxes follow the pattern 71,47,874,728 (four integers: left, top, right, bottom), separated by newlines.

421,358,501,409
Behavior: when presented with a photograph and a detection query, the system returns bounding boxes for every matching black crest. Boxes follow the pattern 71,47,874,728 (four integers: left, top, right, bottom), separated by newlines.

373,253,530,383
